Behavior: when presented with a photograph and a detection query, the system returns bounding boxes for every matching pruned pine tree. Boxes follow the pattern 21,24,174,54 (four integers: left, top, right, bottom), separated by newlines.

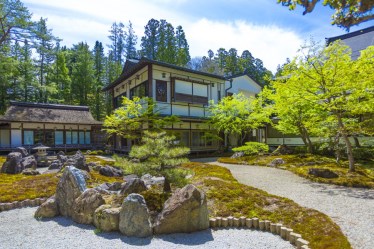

129,131,190,192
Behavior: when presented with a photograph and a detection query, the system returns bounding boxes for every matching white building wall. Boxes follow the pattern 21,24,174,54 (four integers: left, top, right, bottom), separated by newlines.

226,75,262,97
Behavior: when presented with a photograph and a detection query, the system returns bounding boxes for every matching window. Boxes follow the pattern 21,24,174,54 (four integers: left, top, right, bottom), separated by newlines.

45,130,54,146
192,132,205,147
23,131,34,145
156,80,167,102
114,92,126,109
55,131,64,145
66,131,72,144
79,131,85,144
85,131,91,144
174,131,190,146
174,80,208,104
130,81,148,99
72,131,78,144
34,130,44,144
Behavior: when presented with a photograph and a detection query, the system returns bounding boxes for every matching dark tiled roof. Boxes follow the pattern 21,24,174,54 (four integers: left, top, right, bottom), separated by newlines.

0,101,102,125
326,26,374,60
103,57,226,91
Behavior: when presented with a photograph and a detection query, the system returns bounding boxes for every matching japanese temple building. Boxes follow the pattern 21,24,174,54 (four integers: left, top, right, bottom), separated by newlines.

0,101,105,152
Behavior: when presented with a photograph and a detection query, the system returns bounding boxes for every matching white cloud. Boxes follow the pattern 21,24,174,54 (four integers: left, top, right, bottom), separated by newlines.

24,0,304,72
186,19,303,72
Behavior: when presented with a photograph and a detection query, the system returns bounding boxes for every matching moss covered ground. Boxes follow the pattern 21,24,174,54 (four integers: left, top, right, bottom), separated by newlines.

218,155,374,188
184,162,351,249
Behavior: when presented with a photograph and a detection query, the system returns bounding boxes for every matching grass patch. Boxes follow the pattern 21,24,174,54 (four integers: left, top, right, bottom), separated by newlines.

0,156,123,203
184,162,351,249
86,155,115,166
218,155,374,188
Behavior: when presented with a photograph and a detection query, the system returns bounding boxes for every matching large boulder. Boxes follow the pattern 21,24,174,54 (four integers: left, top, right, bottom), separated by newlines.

119,194,152,237
308,168,339,179
15,147,28,157
57,154,68,164
1,152,23,174
34,196,59,218
66,151,89,172
72,189,105,224
94,205,120,232
141,174,165,187
120,178,147,195
22,168,40,175
154,184,209,234
231,151,245,159
20,155,37,170
99,165,123,177
55,166,87,217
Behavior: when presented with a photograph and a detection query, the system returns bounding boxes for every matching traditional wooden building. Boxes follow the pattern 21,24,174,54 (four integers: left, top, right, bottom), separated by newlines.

0,101,104,151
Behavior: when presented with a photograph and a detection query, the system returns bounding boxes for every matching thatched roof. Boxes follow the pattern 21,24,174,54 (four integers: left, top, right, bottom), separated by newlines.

0,101,102,125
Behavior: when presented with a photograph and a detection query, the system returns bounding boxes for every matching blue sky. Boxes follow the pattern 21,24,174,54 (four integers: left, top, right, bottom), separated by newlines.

23,0,373,72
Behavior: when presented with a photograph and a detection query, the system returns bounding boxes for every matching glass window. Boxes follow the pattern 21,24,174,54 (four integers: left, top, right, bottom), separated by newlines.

34,130,44,144
24,131,34,145
85,131,91,144
55,131,63,145
130,82,148,99
79,131,85,144
192,132,205,147
156,80,167,102
45,130,54,146
114,92,126,109
66,131,72,144
72,131,78,144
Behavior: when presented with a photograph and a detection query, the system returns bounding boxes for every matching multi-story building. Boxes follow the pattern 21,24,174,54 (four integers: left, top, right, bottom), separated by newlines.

103,57,262,152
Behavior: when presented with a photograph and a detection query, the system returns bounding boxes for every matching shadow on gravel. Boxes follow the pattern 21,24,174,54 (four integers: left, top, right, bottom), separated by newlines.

308,182,374,200
38,215,213,246
157,229,214,245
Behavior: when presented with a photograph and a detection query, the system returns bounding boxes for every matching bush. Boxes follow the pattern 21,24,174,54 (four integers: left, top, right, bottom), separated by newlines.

232,142,269,155
353,147,374,160
88,150,104,155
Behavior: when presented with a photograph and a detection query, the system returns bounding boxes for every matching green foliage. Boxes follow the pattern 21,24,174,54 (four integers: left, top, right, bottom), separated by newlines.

208,93,271,145
141,188,171,213
277,0,374,30
269,41,374,171
116,131,191,192
232,142,269,155
103,96,179,142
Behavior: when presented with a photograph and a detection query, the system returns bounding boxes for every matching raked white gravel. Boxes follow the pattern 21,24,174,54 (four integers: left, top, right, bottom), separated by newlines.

0,207,293,249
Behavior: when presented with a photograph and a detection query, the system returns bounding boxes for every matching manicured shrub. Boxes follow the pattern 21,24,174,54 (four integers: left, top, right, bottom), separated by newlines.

232,142,269,155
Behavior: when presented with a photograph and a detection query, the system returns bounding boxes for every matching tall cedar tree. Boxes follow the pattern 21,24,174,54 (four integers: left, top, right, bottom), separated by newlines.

125,21,137,59
140,19,159,59
93,41,106,120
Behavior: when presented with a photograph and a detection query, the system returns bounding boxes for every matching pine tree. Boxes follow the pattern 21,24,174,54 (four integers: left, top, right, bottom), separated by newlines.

18,39,35,102
175,25,190,67
124,21,137,59
71,42,94,106
92,40,106,120
140,18,159,59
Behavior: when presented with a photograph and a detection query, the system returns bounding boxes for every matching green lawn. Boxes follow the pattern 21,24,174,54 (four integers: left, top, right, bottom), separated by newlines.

218,154,374,188
184,162,351,249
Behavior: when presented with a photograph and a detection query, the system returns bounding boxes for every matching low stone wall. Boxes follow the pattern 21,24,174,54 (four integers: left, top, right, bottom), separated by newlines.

0,198,47,212
209,216,310,249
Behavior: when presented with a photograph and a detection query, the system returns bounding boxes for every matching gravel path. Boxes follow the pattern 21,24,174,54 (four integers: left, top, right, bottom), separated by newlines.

0,207,293,249
212,162,374,249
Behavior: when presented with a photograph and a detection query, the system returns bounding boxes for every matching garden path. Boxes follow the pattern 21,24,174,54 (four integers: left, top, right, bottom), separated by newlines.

207,161,374,249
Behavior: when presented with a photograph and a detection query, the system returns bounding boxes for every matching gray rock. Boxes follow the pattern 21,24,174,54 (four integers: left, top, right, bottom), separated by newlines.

120,178,147,195
57,154,68,164
57,151,65,156
55,166,87,217
48,160,63,170
268,158,285,167
66,151,89,171
20,155,37,170
119,194,152,237
93,205,120,232
1,152,23,174
15,147,28,157
72,189,105,224
141,174,165,187
34,196,59,218
99,165,123,177
154,184,209,234
22,168,40,175
123,174,138,181
308,168,339,178
231,151,245,158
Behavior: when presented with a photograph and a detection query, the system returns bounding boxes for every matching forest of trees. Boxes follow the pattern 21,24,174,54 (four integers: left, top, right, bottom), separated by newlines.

0,0,272,119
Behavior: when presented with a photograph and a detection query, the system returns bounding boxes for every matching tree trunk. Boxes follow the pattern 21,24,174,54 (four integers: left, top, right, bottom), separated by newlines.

353,136,361,148
337,115,355,172
163,177,171,193
298,126,313,153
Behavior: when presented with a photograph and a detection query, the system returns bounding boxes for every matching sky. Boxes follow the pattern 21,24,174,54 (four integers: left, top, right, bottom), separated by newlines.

23,0,374,73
